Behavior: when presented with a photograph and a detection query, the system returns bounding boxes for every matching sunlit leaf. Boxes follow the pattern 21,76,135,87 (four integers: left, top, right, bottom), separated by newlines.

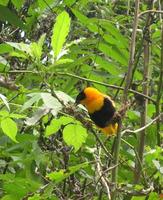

45,116,74,137
1,117,18,142
0,94,10,111
30,33,46,61
63,123,87,152
51,11,71,58
0,44,13,54
47,162,88,182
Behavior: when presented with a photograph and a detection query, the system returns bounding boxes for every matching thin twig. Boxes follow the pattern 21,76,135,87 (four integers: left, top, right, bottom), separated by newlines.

121,113,162,135
138,10,163,18
95,149,111,200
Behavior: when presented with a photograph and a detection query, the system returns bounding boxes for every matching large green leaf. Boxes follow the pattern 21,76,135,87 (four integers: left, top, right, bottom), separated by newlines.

63,123,87,152
0,5,25,29
51,11,71,58
1,117,18,142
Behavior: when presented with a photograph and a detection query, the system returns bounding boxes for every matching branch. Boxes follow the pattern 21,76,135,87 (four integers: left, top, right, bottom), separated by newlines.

112,1,140,198
134,0,154,184
3,71,156,103
121,114,162,135
156,0,163,146
138,10,163,18
95,150,111,200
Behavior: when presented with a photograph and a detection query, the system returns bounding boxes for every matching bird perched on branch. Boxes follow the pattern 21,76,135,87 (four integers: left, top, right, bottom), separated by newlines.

75,87,118,136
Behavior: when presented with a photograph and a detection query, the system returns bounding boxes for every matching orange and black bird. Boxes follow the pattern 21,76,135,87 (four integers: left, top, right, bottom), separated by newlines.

75,87,118,136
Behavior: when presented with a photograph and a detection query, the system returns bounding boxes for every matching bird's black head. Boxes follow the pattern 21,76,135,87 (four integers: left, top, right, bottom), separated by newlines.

75,90,86,105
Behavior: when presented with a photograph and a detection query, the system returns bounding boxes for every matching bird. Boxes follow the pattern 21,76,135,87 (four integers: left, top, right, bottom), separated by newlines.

75,87,118,136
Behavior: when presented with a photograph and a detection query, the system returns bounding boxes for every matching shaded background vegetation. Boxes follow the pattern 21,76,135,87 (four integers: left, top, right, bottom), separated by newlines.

0,0,162,199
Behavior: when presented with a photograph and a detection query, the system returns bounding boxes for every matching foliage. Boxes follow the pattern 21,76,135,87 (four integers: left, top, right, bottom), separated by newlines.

0,0,163,199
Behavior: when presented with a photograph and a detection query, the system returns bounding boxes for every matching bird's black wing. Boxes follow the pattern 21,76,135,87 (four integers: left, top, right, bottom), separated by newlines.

89,97,116,128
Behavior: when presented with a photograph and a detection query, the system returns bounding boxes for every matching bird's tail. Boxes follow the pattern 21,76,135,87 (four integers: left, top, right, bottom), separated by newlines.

100,123,118,136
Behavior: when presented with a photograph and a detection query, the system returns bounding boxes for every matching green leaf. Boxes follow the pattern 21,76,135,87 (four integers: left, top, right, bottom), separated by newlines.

30,33,46,61
0,55,10,71
38,0,55,11
51,11,71,58
28,194,41,200
147,104,156,118
0,110,10,117
98,42,128,66
148,192,159,200
45,119,61,136
1,195,17,200
3,177,40,200
11,0,24,9
7,42,31,55
55,91,75,104
1,117,18,142
63,124,87,152
0,5,25,29
131,197,146,200
0,94,10,111
91,55,122,76
100,20,128,48
71,9,102,34
0,0,9,6
25,107,50,126
64,0,76,6
9,113,26,119
0,44,13,54
47,162,88,183
45,116,75,137
41,93,62,115
21,93,41,111
49,58,74,69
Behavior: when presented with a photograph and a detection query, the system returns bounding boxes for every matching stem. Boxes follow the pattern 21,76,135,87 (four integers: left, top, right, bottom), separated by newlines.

111,1,140,198
134,0,154,184
156,0,163,147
